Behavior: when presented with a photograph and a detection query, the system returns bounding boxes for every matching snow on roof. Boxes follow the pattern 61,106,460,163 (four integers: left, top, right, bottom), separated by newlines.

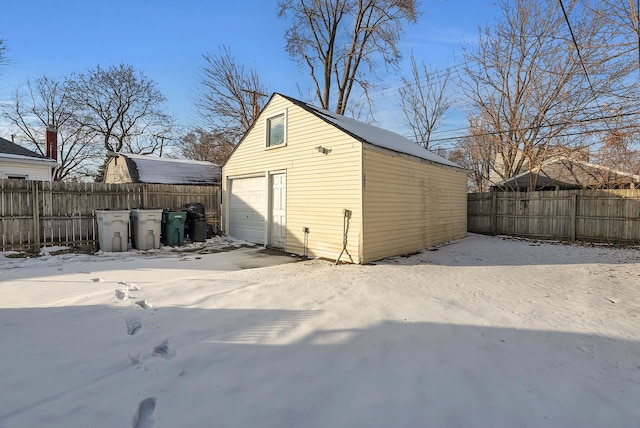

117,153,220,185
495,156,640,186
0,152,57,164
278,94,462,169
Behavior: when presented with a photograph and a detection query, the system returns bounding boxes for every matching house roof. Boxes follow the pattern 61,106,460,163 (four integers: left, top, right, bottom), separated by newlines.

112,153,220,185
494,156,640,190
0,136,55,163
275,94,463,169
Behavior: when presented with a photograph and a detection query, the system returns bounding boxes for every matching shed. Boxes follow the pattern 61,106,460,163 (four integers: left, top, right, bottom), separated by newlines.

104,152,220,185
222,93,467,264
0,136,57,181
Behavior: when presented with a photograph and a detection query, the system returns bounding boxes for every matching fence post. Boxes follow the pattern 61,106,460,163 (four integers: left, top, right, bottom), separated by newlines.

570,193,577,241
142,185,148,207
491,192,498,235
32,181,40,252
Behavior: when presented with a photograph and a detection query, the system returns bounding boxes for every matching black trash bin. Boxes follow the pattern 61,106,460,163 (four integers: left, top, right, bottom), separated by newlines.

185,202,207,242
185,202,205,216
189,217,207,242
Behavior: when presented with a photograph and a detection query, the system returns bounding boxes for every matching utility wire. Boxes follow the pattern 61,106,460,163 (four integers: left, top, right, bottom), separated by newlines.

415,97,640,146
558,0,613,134
427,108,640,145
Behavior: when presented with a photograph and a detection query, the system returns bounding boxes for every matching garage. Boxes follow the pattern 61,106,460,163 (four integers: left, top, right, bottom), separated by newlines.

223,93,466,263
228,176,266,244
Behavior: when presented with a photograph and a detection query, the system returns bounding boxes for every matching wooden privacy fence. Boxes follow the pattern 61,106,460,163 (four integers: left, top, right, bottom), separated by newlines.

0,179,220,252
468,189,640,244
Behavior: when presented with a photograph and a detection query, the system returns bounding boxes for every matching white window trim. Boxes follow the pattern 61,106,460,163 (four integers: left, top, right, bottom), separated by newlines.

3,173,29,180
265,109,288,150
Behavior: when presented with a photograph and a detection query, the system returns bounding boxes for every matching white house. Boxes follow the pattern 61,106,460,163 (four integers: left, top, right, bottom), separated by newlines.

0,136,56,181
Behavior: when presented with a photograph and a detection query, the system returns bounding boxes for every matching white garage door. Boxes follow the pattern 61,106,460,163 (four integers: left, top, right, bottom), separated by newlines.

229,176,266,244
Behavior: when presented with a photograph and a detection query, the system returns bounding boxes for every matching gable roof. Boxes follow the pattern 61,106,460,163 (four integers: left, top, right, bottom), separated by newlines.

112,153,220,185
0,136,55,162
493,156,640,190
275,93,462,169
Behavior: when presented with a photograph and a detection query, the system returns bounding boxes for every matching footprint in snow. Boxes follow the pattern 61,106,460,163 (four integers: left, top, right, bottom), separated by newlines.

125,317,142,335
132,397,156,428
129,353,143,366
115,289,129,300
119,281,141,291
135,300,153,309
152,339,176,359
91,277,105,283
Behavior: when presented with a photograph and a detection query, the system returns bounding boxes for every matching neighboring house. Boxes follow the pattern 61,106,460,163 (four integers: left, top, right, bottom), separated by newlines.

104,153,221,185
222,93,467,264
0,136,57,181
489,146,590,188
491,156,640,191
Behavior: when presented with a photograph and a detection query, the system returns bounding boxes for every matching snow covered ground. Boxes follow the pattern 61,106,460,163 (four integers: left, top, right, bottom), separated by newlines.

1,234,639,427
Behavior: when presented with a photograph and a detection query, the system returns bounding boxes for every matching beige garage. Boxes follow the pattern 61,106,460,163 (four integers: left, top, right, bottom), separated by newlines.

222,93,467,264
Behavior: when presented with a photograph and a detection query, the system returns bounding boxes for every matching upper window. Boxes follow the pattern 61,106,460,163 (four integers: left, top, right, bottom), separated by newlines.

266,113,286,148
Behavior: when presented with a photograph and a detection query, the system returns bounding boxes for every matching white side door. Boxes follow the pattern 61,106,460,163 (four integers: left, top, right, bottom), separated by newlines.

270,173,286,248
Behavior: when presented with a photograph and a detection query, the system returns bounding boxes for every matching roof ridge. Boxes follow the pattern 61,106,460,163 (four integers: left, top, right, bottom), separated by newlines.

274,93,461,169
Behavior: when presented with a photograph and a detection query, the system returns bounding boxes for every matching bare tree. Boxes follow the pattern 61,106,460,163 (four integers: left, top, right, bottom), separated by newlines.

177,128,235,166
448,116,496,192
66,64,170,181
460,0,625,190
2,76,99,181
196,46,269,142
585,0,640,174
593,124,640,175
121,118,177,157
67,64,168,154
0,37,8,67
597,0,640,62
399,55,452,149
278,0,419,115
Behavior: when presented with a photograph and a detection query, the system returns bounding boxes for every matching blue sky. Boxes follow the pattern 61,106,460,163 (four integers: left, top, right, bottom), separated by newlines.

0,0,500,141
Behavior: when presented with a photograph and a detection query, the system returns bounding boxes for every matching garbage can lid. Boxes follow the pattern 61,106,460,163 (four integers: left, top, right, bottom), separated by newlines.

185,202,206,215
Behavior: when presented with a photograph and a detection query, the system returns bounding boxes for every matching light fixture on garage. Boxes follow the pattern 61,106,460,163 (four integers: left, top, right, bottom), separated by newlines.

315,146,331,155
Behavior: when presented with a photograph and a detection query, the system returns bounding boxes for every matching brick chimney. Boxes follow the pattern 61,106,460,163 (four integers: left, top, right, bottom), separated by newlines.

45,127,58,160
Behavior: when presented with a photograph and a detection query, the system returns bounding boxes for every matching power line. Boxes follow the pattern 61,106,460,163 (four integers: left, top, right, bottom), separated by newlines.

558,0,614,136
426,108,640,145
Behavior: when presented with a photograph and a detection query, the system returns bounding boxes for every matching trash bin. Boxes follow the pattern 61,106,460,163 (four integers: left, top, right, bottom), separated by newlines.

162,210,187,246
185,202,205,216
189,217,207,242
130,208,163,250
95,209,130,252
184,202,207,242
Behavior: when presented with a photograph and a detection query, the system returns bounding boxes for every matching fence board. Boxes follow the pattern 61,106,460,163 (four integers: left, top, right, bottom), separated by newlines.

0,179,220,252
468,189,640,244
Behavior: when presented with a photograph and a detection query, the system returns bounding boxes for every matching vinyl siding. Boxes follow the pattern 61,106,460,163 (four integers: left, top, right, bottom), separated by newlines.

361,147,467,263
223,94,362,262
104,155,133,184
0,159,53,181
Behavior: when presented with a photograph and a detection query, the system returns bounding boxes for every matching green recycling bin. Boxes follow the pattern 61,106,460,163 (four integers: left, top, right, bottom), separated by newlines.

162,210,186,246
